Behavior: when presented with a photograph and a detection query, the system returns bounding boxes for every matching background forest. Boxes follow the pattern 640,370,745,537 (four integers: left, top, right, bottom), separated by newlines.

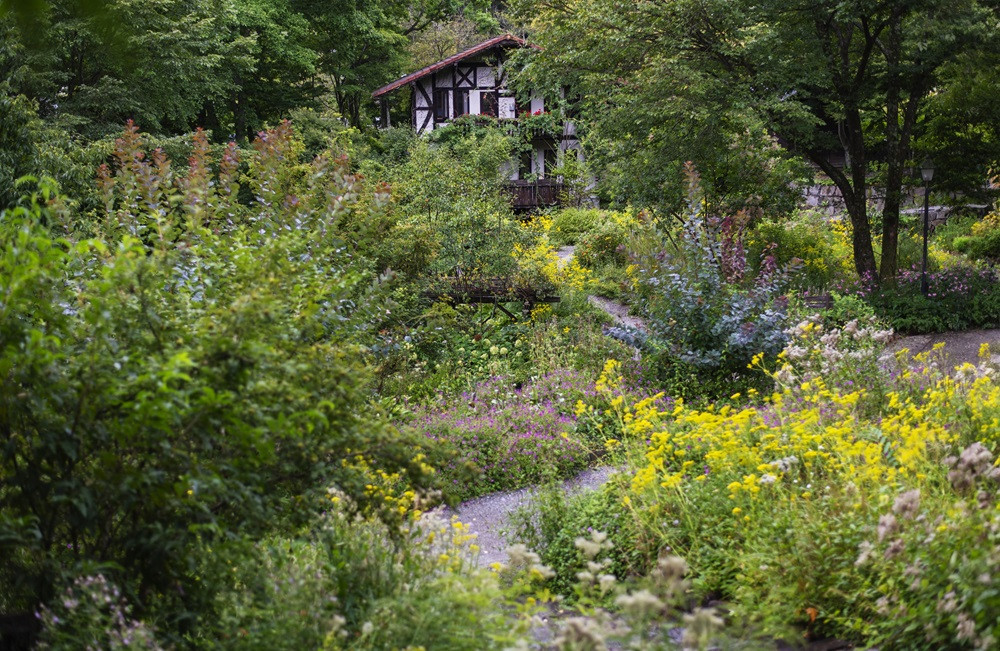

5,0,1000,649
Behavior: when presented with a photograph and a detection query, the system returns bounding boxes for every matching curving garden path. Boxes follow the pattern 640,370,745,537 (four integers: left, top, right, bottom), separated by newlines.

417,246,642,574
438,466,617,568
440,246,1000,571
556,245,649,332
890,328,1000,369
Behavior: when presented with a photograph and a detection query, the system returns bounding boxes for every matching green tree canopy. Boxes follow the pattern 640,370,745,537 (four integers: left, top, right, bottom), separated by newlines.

515,0,1000,280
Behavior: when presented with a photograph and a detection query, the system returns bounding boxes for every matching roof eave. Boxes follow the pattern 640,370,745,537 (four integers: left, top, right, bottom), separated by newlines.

372,34,537,99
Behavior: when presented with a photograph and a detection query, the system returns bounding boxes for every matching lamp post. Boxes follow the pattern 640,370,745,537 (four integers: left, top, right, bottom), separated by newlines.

921,158,935,296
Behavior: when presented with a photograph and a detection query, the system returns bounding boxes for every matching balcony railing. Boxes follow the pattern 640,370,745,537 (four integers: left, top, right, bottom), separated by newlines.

507,179,564,212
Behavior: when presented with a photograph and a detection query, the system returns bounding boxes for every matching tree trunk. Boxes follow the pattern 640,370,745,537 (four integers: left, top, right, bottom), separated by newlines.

807,143,878,280
880,7,904,283
846,188,878,279
882,97,926,281
844,105,878,280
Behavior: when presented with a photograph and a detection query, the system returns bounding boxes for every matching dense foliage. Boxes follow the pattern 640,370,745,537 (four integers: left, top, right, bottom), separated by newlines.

524,320,1000,648
0,125,444,639
513,0,1000,281
4,0,1000,647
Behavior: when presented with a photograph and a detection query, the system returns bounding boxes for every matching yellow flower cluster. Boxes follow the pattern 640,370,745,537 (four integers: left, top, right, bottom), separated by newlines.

335,452,436,523
626,369,986,502
514,216,593,294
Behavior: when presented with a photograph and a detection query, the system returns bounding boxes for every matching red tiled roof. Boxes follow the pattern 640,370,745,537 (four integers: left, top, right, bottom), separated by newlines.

372,33,537,99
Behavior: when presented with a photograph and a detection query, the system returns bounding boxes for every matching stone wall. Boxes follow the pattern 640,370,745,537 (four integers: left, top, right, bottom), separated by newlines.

799,184,987,225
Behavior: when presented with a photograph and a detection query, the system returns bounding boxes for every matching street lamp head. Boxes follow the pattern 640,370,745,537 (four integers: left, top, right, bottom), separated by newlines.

921,157,935,183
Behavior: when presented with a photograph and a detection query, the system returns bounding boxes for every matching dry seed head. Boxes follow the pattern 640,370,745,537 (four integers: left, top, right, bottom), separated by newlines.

530,564,556,581
505,544,541,570
575,537,602,560
855,541,874,567
956,612,977,642
877,513,898,542
884,538,905,560
653,555,688,583
553,617,608,651
682,607,724,648
615,589,664,619
892,489,921,519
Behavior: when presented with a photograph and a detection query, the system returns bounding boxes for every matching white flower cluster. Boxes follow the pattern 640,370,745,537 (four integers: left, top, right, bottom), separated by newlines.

776,316,894,386
769,455,798,472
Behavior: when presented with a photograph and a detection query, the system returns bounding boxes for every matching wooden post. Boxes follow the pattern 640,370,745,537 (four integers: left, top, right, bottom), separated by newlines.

380,98,391,129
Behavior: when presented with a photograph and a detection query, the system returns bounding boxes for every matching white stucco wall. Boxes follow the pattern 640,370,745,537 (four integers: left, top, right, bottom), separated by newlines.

499,97,516,119
530,93,544,114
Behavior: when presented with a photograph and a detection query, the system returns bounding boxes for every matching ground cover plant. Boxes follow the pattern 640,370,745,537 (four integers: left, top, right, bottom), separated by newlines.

512,317,1000,649
409,371,593,499
851,264,1000,334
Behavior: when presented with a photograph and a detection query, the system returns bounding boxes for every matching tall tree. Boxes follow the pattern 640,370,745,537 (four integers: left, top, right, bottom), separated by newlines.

4,0,235,137
297,0,492,129
211,0,319,143
515,0,997,280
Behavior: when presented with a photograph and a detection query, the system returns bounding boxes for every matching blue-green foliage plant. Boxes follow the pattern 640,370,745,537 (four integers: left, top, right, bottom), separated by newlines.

630,167,792,396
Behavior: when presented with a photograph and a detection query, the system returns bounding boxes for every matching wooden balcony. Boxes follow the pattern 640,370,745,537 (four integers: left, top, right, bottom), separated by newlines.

507,179,564,212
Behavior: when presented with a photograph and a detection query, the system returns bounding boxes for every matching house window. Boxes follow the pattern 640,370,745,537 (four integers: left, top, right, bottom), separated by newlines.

519,149,533,177
433,89,450,121
454,90,469,117
480,91,498,118
564,86,582,119
543,147,558,177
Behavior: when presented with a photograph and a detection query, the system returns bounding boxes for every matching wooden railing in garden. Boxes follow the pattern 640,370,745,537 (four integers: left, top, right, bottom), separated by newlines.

423,275,559,320
507,179,564,212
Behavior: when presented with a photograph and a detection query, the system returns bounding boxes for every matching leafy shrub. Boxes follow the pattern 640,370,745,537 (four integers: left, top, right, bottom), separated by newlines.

854,264,1000,333
372,219,441,279
576,220,628,267
192,509,518,650
588,262,630,299
748,211,853,290
894,227,933,270
933,214,977,252
629,171,792,397
360,127,528,286
508,482,638,597
0,125,438,640
512,216,593,299
945,211,1000,262
36,575,164,650
955,229,1000,260
550,207,604,245
815,291,881,327
0,90,40,209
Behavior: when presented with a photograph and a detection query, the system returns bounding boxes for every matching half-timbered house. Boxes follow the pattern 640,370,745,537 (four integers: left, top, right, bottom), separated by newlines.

372,34,580,211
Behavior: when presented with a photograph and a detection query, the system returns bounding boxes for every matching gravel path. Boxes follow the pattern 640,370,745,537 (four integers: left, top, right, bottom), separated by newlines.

425,246,632,570
556,245,649,333
588,295,649,332
438,466,617,568
556,244,576,266
890,328,1000,370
